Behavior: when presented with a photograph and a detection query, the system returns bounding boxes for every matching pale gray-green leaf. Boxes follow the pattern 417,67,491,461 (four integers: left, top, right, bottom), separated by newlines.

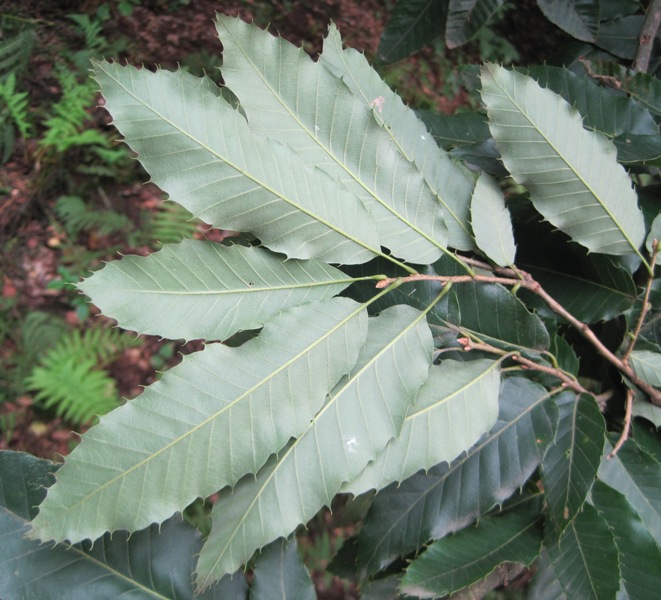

632,399,661,428
92,61,381,265
195,305,434,586
471,172,516,266
320,23,475,251
343,358,501,496
481,64,645,257
79,240,356,341
630,350,661,388
29,298,367,544
216,16,448,263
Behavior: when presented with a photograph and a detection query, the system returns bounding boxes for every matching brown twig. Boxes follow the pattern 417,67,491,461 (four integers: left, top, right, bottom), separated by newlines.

376,266,661,406
609,387,635,457
633,0,661,73
622,239,659,364
456,337,591,396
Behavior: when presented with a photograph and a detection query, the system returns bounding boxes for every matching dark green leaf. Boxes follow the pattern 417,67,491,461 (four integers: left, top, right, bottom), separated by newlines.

0,451,246,600
591,481,661,600
445,0,504,48
431,271,550,353
250,537,315,600
400,511,542,598
581,60,661,117
377,0,448,62
596,15,643,59
536,0,598,42
521,253,637,324
417,110,490,149
541,394,605,531
354,377,556,575
598,436,661,546
549,332,579,376
527,550,569,600
523,65,658,153
545,503,620,600
614,133,661,166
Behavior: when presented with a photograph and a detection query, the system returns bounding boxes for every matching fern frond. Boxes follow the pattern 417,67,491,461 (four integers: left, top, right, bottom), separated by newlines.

0,72,31,138
24,326,140,425
149,201,200,247
55,195,133,237
0,29,34,76
68,14,106,56
26,355,118,425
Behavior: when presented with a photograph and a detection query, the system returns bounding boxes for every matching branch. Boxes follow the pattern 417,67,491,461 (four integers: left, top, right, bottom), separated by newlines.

633,0,661,73
456,337,591,397
376,268,661,406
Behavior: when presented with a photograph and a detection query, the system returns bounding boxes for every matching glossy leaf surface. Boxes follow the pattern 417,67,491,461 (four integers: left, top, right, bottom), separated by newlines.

250,537,315,600
545,503,620,600
400,511,542,598
445,0,504,48
598,437,661,547
0,451,245,600
591,481,661,600
541,394,605,531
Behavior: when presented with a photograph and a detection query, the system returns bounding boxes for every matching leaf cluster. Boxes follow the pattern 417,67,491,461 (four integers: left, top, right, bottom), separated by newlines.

2,3,661,599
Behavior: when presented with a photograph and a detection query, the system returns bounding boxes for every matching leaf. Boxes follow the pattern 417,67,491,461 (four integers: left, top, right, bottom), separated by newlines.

320,22,475,252
79,240,357,342
481,64,646,258
430,268,550,354
216,16,448,265
445,0,504,48
632,399,661,428
400,511,542,598
545,503,621,600
0,451,246,600
524,65,658,139
350,377,557,575
470,171,516,266
630,350,661,388
250,537,315,600
598,437,661,547
582,60,661,117
536,0,598,42
377,0,448,63
417,110,490,149
342,358,501,496
591,481,661,600
92,61,382,265
29,298,368,544
596,16,643,60
541,394,605,531
518,253,637,324
195,305,434,586
527,549,569,600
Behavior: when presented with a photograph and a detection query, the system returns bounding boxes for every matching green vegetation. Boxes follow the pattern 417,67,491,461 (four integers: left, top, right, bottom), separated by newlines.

3,1,661,599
